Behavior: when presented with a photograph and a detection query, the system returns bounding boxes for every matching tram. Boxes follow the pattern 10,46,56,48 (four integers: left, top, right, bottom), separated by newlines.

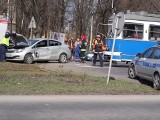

104,10,160,63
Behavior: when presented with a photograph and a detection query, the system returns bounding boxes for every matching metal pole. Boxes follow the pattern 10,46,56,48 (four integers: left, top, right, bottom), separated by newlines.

107,16,119,84
68,28,70,41
30,28,32,39
112,0,114,14
30,20,33,39
89,15,93,51
112,0,114,9
10,6,13,32
7,0,10,19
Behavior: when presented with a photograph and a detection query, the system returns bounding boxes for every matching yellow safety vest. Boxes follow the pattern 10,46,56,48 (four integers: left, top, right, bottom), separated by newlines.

0,36,10,46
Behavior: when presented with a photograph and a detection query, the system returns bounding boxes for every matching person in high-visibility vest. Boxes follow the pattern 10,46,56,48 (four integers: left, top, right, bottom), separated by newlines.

0,33,10,61
92,35,105,67
80,35,87,63
0,32,16,61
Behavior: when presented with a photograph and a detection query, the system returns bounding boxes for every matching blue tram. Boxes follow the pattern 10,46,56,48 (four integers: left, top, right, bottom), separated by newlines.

104,11,160,63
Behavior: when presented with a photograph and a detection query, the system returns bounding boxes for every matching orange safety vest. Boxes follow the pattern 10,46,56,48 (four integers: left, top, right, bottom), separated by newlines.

92,39,105,53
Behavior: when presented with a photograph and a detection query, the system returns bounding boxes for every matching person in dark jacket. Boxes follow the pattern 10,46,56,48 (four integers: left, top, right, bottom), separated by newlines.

92,35,105,67
80,35,87,63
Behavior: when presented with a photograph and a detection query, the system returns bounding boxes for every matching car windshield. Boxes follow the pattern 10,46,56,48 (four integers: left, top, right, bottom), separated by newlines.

27,39,39,46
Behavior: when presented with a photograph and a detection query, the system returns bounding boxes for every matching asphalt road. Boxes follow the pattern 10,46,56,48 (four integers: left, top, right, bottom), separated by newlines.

40,61,138,83
0,95,160,120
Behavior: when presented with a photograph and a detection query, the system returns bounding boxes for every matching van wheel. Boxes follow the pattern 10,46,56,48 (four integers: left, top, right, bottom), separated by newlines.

59,53,67,63
128,64,136,79
153,73,160,90
24,54,34,64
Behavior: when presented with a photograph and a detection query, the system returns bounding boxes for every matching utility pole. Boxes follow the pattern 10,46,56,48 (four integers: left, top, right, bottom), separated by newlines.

112,0,115,14
10,5,13,32
7,0,10,19
7,0,14,32
89,13,93,51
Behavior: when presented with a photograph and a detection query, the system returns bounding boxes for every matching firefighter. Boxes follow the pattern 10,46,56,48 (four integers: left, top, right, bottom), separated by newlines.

92,35,105,67
80,35,87,63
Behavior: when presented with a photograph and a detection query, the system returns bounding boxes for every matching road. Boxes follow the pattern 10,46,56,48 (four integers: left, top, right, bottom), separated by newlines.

39,61,138,83
0,95,160,120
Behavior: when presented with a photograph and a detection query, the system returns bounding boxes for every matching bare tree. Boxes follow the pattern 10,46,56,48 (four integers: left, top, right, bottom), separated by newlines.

0,0,7,15
15,0,68,38
2,0,160,40
115,0,160,13
95,0,112,37
72,0,94,38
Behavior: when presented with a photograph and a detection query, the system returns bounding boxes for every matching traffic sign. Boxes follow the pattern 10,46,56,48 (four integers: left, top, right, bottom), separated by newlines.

112,12,125,36
107,12,125,84
28,16,36,28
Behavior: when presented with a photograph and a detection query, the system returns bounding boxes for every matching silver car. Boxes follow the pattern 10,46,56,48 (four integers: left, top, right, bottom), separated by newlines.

6,38,71,64
128,44,160,90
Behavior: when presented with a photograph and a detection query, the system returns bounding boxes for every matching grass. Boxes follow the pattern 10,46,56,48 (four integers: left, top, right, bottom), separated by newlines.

0,62,160,95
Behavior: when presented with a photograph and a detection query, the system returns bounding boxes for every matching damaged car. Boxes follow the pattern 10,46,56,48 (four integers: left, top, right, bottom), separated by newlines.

6,38,71,64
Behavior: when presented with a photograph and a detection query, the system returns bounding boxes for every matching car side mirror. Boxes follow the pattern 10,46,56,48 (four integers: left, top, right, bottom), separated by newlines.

136,53,142,58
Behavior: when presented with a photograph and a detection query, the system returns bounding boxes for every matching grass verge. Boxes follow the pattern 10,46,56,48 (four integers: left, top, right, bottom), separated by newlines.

0,62,160,95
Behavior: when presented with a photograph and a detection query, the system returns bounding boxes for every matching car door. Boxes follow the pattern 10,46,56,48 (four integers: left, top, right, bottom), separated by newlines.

149,48,160,77
35,40,51,60
136,47,155,77
49,40,62,60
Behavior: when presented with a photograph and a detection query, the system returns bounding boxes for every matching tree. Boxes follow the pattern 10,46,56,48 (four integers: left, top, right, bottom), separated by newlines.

15,0,68,38
2,0,160,40
72,0,95,38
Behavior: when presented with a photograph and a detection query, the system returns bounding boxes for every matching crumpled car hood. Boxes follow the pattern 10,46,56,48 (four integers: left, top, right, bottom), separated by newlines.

8,34,29,49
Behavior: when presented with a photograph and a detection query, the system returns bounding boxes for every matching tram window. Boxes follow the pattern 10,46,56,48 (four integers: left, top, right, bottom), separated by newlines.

149,25,160,41
107,24,114,38
123,23,143,39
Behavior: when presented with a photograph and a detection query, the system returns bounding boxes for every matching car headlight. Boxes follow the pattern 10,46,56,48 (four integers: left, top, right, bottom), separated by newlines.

87,54,93,58
14,49,24,53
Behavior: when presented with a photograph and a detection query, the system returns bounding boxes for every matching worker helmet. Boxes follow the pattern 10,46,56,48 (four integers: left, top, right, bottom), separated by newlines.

96,35,101,38
5,32,10,38
81,35,86,40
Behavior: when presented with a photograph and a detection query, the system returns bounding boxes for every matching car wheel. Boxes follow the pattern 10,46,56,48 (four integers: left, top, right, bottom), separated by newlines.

128,64,137,79
24,54,34,64
153,73,160,90
59,53,67,63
